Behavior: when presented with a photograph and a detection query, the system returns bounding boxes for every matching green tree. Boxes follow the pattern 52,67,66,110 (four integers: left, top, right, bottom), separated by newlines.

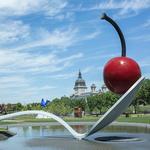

71,98,86,111
95,94,105,114
87,96,97,114
87,92,119,114
48,98,72,116
131,79,150,113
16,103,23,111
101,91,120,109
136,79,150,104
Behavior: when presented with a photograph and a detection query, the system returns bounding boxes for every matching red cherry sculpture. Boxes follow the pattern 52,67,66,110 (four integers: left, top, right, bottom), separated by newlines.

101,13,141,94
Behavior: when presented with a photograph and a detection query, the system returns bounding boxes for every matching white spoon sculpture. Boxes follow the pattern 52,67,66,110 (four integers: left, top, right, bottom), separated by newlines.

0,76,144,140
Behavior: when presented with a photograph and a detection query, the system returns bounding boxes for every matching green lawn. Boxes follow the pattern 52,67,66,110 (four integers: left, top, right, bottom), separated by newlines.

117,114,150,124
0,128,7,131
0,114,150,125
0,115,99,124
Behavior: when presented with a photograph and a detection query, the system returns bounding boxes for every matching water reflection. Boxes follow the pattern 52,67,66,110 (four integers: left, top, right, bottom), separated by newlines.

103,125,150,134
0,124,150,150
26,138,116,150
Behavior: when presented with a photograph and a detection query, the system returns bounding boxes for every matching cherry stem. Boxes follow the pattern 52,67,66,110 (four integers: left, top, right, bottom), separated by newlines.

101,13,126,57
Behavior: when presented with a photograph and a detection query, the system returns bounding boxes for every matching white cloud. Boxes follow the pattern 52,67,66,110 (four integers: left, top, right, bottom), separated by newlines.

0,50,83,102
76,0,150,18
0,84,56,103
22,85,56,95
80,51,119,62
0,0,41,16
0,49,83,74
118,0,150,14
0,75,28,89
58,53,83,63
82,31,101,40
5,27,78,51
0,0,67,17
82,67,94,74
78,0,150,11
140,58,150,67
54,12,74,21
44,0,68,17
129,34,150,42
49,73,75,80
143,19,150,27
0,20,30,44
2,26,100,51
0,75,25,83
48,66,94,80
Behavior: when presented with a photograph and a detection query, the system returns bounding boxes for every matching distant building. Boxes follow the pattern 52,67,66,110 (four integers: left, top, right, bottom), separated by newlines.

91,84,96,93
71,70,107,99
73,70,87,96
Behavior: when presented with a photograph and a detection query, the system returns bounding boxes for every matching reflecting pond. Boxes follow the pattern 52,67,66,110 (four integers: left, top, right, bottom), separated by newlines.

0,123,150,150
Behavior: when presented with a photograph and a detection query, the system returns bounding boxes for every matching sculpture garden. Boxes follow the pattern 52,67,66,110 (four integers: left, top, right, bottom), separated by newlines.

0,1,150,149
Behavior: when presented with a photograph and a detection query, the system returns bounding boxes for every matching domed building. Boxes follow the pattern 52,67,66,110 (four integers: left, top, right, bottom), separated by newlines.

74,70,87,96
71,70,106,99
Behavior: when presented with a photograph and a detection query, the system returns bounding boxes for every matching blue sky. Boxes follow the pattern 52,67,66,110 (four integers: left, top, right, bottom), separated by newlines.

0,0,150,103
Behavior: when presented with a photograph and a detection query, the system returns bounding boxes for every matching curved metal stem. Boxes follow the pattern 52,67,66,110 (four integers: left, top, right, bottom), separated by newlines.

101,13,126,57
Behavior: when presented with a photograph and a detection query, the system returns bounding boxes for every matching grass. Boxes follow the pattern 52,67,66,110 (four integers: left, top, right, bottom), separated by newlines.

0,128,7,131
0,115,99,124
63,115,99,122
0,114,150,125
117,114,150,124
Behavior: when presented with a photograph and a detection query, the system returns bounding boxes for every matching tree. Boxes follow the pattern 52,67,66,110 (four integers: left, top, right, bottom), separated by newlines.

136,79,150,104
101,92,119,111
16,103,23,111
131,79,150,113
71,98,86,111
48,98,72,116
86,92,119,115
87,96,97,114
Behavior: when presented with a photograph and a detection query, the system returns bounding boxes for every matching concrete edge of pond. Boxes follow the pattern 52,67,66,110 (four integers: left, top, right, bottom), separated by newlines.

111,122,150,128
0,121,150,129
0,130,16,140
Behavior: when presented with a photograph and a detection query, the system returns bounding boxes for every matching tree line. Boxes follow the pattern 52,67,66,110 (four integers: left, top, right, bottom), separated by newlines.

0,79,150,116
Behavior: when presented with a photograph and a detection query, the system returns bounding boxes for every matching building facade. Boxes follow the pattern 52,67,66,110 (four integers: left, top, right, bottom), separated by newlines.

73,70,87,96
71,71,107,99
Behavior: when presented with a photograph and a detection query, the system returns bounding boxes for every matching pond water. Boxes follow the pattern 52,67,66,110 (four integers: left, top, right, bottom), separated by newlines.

0,123,150,150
